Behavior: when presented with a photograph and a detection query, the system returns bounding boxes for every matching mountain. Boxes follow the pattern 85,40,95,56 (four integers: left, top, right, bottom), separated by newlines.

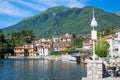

114,12,120,16
2,6,120,37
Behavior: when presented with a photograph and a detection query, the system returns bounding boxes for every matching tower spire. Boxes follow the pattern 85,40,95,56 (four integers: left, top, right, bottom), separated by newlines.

90,8,98,27
93,8,95,18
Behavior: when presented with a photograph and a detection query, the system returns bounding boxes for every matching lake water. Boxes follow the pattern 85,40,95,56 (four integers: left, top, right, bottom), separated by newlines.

0,59,86,80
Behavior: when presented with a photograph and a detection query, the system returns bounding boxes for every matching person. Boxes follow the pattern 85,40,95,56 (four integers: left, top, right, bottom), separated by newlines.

113,64,117,78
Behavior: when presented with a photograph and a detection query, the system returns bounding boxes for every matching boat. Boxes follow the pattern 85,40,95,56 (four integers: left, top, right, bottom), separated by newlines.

61,55,76,63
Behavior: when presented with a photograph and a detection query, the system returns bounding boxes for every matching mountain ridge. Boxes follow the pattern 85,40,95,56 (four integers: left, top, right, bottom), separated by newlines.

2,6,120,37
114,11,120,16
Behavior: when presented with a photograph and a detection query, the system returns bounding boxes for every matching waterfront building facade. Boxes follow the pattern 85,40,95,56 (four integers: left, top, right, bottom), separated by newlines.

110,29,120,57
14,47,24,56
14,43,35,57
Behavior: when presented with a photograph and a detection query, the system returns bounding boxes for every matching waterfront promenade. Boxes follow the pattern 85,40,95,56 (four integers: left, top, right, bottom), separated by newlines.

83,77,120,80
82,58,120,80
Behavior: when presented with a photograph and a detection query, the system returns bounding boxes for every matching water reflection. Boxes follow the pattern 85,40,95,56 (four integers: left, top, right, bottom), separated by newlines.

0,59,86,80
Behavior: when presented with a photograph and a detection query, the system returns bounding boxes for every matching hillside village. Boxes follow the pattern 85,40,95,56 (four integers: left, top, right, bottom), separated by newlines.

14,33,73,57
13,29,120,59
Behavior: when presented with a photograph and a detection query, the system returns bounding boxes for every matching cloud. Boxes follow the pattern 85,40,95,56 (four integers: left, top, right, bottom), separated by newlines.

34,0,59,7
0,0,90,28
9,0,47,11
1,0,88,17
14,0,87,11
35,0,86,8
0,1,32,17
66,0,85,8
0,0,89,17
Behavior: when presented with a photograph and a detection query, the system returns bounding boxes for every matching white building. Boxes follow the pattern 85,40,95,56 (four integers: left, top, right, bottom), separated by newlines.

52,33,72,43
111,30,120,57
82,40,92,50
35,38,53,56
102,35,114,57
37,47,51,56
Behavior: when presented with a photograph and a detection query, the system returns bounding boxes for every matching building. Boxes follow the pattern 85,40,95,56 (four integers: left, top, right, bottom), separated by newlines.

14,43,35,57
14,33,73,56
14,47,24,56
82,40,93,50
82,34,114,55
37,46,52,56
36,38,53,56
110,30,120,57
52,33,72,43
53,43,70,51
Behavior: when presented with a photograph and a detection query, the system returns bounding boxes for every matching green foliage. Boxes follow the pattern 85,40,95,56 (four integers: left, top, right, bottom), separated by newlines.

71,34,84,48
0,30,9,58
0,29,35,58
50,50,66,55
81,54,88,59
2,6,120,37
95,39,109,58
98,27,115,36
49,47,80,55
65,46,79,53
6,29,35,47
0,30,4,41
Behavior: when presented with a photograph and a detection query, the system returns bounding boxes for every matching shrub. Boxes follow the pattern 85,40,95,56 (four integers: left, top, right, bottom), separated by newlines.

95,39,109,58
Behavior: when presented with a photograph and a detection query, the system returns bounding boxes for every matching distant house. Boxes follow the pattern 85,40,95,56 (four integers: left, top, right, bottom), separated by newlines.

33,33,73,56
53,44,60,51
110,30,120,57
52,33,72,52
52,33,72,43
65,33,73,38
82,34,113,51
101,34,114,57
60,44,70,51
37,46,52,56
102,34,113,43
40,38,52,42
14,47,24,56
53,43,70,51
23,43,35,56
14,43,35,57
36,38,53,56
82,40,92,50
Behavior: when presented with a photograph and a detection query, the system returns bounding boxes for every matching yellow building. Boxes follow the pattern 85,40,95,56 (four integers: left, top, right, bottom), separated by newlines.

14,43,35,57
14,47,24,56
28,48,35,56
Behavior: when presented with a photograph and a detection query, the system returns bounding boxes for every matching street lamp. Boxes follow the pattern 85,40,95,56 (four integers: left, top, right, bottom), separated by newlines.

90,8,98,60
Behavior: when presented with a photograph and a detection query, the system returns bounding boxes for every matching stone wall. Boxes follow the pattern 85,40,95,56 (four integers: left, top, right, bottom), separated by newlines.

82,59,120,80
82,60,103,80
87,60,103,78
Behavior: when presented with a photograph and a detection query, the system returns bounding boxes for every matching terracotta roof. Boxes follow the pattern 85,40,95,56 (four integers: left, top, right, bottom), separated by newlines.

14,47,24,49
102,34,113,39
41,42,52,44
38,46,52,49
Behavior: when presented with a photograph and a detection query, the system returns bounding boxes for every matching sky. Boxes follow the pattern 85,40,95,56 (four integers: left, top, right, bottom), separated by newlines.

0,0,120,29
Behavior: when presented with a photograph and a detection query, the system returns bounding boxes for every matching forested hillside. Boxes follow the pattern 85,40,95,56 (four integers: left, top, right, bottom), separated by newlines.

3,6,120,37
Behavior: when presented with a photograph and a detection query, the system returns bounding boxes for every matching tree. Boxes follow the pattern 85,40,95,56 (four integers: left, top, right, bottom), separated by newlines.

5,29,35,56
98,27,115,36
0,30,8,58
6,29,35,46
0,30,4,42
95,39,109,58
71,34,84,48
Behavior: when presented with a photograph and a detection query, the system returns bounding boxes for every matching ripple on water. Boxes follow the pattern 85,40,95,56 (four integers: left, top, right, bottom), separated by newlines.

0,59,87,80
